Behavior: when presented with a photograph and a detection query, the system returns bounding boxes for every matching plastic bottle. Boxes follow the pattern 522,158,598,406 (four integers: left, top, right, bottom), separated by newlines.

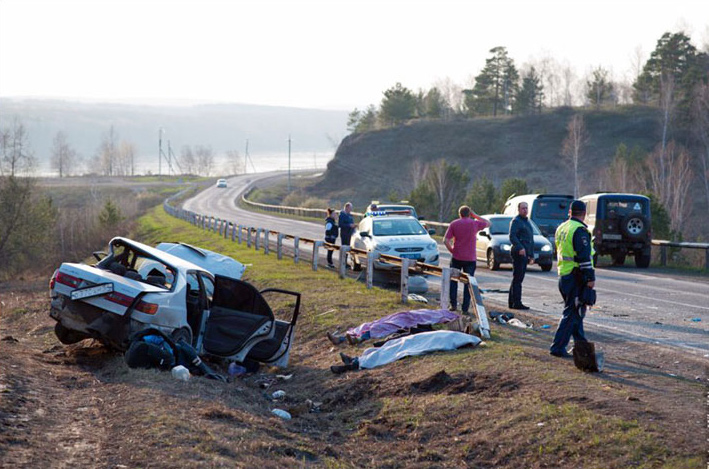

228,362,247,376
171,365,190,381
271,409,291,419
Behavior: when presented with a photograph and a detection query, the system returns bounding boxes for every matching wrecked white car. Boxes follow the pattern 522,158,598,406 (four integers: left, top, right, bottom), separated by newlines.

49,237,300,367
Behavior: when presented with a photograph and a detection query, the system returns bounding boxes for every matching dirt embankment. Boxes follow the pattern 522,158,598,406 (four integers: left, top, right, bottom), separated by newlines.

1,279,707,468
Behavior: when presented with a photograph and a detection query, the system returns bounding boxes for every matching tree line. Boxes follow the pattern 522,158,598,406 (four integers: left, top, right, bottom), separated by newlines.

349,31,709,242
348,31,708,131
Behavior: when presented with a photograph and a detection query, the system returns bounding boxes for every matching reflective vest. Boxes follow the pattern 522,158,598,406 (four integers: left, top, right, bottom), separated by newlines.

555,219,593,276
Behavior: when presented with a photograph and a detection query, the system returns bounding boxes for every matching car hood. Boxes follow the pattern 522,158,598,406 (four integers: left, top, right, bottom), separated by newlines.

487,233,553,248
375,235,436,247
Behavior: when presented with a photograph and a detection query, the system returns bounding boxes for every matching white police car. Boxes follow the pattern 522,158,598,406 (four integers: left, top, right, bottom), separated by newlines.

349,212,439,271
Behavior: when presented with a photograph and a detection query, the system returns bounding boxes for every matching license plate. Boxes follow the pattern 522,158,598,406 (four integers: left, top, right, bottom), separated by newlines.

603,233,622,240
71,282,114,300
400,253,421,259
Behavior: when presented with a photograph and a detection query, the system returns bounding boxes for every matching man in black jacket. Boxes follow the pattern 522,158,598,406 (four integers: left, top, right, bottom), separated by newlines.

509,202,535,309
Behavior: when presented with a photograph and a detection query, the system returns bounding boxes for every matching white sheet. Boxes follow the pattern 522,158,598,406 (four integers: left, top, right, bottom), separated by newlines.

358,330,481,369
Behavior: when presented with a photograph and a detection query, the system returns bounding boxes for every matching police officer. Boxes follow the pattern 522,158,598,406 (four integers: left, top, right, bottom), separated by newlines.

550,200,595,358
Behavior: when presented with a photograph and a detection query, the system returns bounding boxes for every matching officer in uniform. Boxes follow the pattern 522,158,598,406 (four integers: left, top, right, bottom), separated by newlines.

550,200,595,358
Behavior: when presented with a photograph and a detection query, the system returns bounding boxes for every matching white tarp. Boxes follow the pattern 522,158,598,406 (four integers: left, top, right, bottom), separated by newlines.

358,330,481,369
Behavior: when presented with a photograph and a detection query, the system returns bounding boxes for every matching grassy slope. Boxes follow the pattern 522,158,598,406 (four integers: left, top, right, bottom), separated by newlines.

128,206,703,468
311,106,663,205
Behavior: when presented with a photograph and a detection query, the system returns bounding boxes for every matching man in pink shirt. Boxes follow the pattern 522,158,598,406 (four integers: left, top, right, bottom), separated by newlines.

444,205,490,313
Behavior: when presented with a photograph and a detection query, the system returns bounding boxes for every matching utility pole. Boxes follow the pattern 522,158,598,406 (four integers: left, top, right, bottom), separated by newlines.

288,134,292,192
158,127,163,177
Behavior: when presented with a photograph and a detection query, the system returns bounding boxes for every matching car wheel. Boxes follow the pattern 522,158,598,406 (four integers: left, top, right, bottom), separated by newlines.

54,322,88,345
171,327,192,346
621,214,649,240
540,263,553,272
634,251,651,268
612,253,626,265
487,250,500,271
350,254,362,271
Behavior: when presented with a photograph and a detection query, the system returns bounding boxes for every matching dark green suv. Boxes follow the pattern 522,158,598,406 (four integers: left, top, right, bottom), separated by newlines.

579,193,652,268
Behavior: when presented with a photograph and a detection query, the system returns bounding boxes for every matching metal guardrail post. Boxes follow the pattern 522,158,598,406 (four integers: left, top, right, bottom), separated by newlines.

450,268,460,308
264,231,270,255
660,245,667,266
705,248,709,271
440,268,451,310
255,228,262,250
293,237,300,264
312,241,322,270
231,224,237,241
247,228,252,248
366,252,377,289
400,258,410,303
237,225,243,244
339,246,350,278
277,234,284,260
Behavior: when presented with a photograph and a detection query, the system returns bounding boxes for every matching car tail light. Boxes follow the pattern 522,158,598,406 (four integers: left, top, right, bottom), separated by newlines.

135,300,158,315
105,291,134,307
55,271,81,288
49,270,58,290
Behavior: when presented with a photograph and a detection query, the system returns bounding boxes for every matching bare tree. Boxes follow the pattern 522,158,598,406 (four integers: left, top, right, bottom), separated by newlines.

561,64,577,107
225,149,243,175
179,145,196,175
117,141,137,176
645,141,693,232
427,160,469,221
96,126,119,176
1,118,36,176
50,131,78,177
432,77,463,116
195,145,215,177
561,114,589,198
692,82,709,208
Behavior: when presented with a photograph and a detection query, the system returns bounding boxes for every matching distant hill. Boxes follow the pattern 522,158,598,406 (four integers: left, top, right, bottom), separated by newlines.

0,99,348,174
307,106,706,238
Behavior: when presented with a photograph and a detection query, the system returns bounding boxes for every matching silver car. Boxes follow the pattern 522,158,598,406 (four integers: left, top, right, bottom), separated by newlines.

49,237,300,367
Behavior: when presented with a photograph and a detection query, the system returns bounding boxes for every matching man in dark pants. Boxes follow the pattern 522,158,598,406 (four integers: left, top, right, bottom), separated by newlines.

509,202,535,310
338,202,356,266
550,200,595,358
444,205,490,313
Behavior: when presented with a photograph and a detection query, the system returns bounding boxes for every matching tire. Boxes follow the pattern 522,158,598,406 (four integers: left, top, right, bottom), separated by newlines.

487,250,500,271
634,251,651,268
54,322,88,345
171,327,193,346
612,253,626,265
620,214,649,240
540,263,553,272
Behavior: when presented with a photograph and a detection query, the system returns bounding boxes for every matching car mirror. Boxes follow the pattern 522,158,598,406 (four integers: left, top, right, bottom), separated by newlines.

428,229,436,236
361,231,370,238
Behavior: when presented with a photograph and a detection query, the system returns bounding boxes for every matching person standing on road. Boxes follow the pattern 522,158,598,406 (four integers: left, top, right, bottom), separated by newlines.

338,202,356,266
444,205,490,313
509,202,535,310
324,207,338,268
550,200,595,358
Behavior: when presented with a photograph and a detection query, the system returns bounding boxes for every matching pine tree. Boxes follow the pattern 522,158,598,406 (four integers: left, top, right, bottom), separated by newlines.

464,47,519,117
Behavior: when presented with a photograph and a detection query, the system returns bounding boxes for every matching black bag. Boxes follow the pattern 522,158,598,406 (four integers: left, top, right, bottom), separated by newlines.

573,340,603,372
579,287,596,306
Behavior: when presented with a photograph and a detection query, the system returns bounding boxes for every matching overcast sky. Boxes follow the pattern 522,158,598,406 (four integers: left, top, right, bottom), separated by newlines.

1,0,707,110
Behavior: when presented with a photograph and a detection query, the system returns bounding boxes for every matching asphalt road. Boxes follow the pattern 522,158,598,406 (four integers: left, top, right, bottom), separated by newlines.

183,173,709,356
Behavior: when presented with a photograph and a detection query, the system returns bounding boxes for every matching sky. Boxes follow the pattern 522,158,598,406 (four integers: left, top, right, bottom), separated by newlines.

0,0,707,111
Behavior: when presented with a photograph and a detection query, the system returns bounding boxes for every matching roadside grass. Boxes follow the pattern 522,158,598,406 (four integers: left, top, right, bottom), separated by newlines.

128,206,702,468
